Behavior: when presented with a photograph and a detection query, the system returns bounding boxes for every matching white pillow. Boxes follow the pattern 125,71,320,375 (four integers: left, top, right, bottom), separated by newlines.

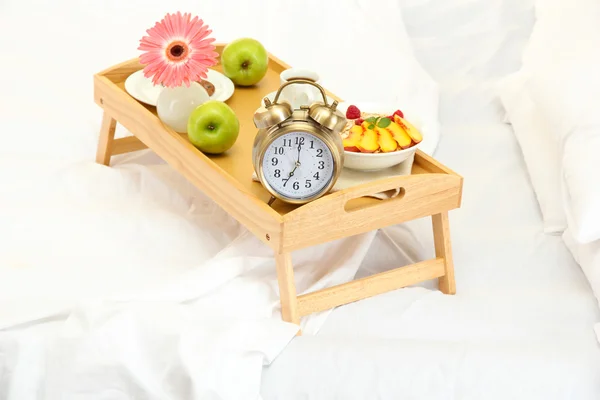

529,54,600,136
561,128,600,244
529,55,600,243
498,73,566,233
498,0,600,234
563,228,600,341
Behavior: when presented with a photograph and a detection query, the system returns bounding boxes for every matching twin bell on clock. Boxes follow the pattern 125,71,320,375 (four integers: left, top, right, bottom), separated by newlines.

252,79,347,205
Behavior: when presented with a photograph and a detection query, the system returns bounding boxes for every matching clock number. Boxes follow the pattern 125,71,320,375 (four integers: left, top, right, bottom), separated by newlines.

274,169,281,178
295,137,305,145
282,177,290,187
305,180,312,188
274,147,284,155
283,139,292,147
316,149,323,157
313,172,320,180
318,161,325,169
293,181,300,190
310,140,314,149
271,157,278,166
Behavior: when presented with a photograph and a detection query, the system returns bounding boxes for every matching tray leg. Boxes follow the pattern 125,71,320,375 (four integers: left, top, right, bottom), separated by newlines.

96,112,117,166
275,251,301,334
432,211,456,294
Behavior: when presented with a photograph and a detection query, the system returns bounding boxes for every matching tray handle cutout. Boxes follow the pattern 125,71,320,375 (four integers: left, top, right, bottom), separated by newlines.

338,175,411,213
343,187,406,212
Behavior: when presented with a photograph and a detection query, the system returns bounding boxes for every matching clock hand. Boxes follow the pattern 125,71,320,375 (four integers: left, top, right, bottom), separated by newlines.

283,144,303,188
284,166,296,187
283,152,302,187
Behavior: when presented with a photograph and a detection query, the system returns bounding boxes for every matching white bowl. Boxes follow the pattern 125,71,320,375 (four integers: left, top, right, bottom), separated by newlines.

337,102,422,171
343,146,418,171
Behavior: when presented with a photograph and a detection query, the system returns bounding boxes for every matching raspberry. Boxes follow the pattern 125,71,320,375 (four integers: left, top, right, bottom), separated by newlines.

355,118,364,125
393,109,404,119
386,115,394,120
346,105,361,119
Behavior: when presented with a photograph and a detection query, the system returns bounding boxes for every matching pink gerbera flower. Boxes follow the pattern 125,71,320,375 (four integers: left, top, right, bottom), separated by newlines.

138,12,218,88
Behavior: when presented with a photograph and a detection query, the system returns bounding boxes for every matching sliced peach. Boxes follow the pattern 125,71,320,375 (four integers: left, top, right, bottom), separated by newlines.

349,125,364,136
357,129,379,153
387,121,412,149
394,115,422,144
343,125,364,152
375,127,398,152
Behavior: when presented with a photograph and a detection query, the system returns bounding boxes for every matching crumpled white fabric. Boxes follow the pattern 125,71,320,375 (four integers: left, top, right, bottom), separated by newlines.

0,157,378,399
0,0,431,398
4,304,298,400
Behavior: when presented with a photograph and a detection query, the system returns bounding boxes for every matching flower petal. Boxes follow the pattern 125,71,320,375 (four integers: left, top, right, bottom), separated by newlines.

138,11,217,87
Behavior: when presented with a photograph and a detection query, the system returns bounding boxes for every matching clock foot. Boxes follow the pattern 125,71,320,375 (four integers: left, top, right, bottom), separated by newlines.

267,196,277,207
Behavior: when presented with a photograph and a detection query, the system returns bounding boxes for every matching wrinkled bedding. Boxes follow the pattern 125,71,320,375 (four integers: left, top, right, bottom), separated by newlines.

261,122,600,399
1,0,600,399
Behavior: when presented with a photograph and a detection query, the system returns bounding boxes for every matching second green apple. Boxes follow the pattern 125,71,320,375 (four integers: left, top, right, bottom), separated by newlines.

221,38,268,86
188,101,239,154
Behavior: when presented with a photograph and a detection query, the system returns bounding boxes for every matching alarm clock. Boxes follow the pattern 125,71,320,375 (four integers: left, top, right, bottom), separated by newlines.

252,79,347,205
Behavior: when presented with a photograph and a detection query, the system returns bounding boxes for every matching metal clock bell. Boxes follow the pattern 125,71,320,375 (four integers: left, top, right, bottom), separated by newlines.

252,79,347,205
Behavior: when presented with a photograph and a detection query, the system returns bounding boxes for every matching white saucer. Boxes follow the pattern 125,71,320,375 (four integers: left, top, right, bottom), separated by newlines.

262,91,336,108
124,69,235,106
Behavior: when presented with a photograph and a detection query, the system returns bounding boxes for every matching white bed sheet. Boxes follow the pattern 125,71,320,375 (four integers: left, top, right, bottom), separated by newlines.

261,122,600,399
3,123,598,399
2,0,600,398
0,151,384,399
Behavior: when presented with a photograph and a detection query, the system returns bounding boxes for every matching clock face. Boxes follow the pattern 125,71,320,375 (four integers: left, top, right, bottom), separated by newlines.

261,131,335,200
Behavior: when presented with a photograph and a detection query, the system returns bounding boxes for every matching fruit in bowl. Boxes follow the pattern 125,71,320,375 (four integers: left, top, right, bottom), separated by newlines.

342,105,422,153
339,103,424,171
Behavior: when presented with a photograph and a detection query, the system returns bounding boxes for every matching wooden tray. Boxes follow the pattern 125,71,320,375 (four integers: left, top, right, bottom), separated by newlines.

94,44,463,333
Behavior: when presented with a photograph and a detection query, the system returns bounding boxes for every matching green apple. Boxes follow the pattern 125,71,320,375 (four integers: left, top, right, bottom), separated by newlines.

187,101,240,154
221,38,268,86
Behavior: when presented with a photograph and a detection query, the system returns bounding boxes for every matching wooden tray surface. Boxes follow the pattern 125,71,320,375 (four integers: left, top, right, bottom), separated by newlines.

95,45,462,251
100,47,444,216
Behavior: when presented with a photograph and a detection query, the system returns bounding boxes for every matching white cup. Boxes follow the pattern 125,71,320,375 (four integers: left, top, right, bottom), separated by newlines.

279,68,322,109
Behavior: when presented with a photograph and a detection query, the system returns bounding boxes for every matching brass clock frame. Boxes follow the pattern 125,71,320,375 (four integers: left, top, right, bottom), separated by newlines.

252,79,346,205
253,116,344,204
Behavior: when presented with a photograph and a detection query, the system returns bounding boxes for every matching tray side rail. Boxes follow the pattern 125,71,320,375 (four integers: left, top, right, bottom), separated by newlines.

281,171,462,252
94,74,284,249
